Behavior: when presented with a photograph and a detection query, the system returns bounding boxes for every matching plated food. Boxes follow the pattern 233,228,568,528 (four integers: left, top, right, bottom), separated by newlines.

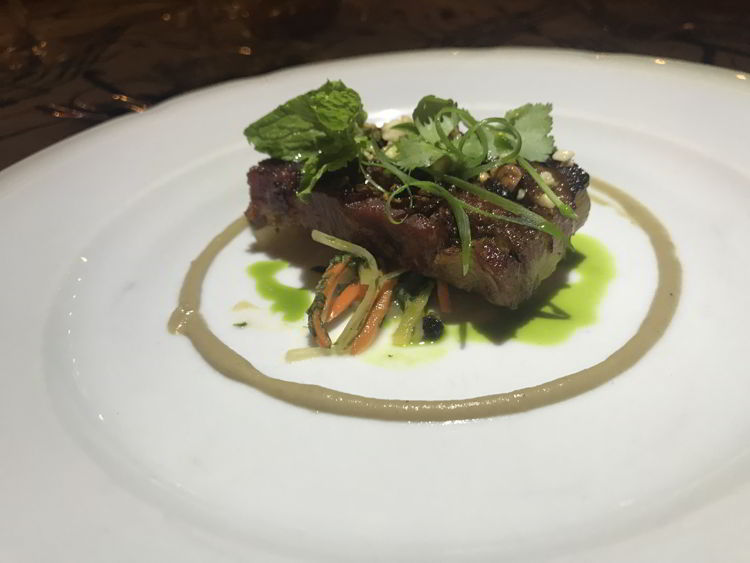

167,75,679,421
244,80,591,357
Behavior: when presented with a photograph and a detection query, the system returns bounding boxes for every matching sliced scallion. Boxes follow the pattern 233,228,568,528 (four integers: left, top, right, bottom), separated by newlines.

440,174,566,240
517,157,577,219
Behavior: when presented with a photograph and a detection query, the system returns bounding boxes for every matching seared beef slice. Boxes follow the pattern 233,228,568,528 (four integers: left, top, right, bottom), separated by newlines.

246,159,590,308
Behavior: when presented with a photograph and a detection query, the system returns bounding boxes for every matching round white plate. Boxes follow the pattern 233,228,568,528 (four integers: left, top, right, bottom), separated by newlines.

2,49,750,562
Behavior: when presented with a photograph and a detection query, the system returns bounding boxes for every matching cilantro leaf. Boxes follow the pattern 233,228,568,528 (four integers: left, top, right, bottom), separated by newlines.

391,122,419,135
412,95,459,144
244,80,366,195
391,136,448,170
504,103,555,162
481,123,517,161
457,133,486,168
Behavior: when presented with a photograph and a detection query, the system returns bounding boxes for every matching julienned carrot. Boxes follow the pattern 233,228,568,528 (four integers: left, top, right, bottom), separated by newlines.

436,280,452,313
350,279,396,355
311,309,331,348
308,256,350,348
320,258,351,322
327,283,368,322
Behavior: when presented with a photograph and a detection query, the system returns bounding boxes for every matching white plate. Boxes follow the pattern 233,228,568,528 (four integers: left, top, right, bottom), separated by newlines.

2,49,750,562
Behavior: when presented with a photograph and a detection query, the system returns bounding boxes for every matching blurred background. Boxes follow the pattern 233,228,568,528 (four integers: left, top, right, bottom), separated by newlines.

1,0,748,170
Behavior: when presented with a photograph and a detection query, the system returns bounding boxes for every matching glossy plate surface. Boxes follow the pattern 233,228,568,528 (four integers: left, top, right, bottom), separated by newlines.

1,49,749,562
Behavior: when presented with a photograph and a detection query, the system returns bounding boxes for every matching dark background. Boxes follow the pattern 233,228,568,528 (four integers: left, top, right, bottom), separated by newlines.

1,0,749,171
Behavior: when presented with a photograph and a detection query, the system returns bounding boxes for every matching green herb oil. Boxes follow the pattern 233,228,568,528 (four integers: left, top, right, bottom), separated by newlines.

246,261,311,322
466,233,615,345
363,340,449,368
518,234,614,343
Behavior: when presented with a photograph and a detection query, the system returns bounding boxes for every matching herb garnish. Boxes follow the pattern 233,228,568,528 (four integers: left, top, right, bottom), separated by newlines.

244,81,575,275
243,80,367,196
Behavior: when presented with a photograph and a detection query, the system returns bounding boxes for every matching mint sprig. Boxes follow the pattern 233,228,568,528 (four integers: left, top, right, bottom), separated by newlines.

243,80,366,196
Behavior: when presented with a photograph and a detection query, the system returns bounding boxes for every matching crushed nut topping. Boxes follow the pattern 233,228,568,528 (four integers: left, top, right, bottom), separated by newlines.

540,170,557,186
552,149,575,166
490,164,523,192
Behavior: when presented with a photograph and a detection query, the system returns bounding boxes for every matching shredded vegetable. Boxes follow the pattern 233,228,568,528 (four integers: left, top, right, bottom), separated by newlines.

306,231,384,354
328,283,367,322
285,347,333,363
311,230,377,274
295,232,450,359
392,281,434,346
350,279,396,355
306,255,353,348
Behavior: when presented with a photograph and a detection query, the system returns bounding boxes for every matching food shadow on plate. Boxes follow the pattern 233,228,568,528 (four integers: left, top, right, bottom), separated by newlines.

443,250,585,347
248,225,335,290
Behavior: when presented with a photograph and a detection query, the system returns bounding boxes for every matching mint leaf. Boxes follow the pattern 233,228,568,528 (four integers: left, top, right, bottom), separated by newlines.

412,95,459,144
307,81,366,131
504,103,555,162
244,80,366,195
244,111,323,160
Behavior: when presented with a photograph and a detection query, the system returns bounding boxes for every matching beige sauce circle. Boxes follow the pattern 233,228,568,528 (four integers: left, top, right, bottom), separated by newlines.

169,179,681,421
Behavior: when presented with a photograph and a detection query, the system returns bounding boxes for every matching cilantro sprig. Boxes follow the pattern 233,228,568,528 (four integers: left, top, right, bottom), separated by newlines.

244,81,576,275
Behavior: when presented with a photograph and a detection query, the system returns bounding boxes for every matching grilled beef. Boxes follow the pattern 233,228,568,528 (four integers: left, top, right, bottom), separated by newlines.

246,160,590,308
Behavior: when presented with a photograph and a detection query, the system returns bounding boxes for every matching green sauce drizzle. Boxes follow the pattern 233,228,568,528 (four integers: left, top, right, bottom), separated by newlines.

466,233,615,345
517,234,614,344
246,260,312,322
363,341,449,368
